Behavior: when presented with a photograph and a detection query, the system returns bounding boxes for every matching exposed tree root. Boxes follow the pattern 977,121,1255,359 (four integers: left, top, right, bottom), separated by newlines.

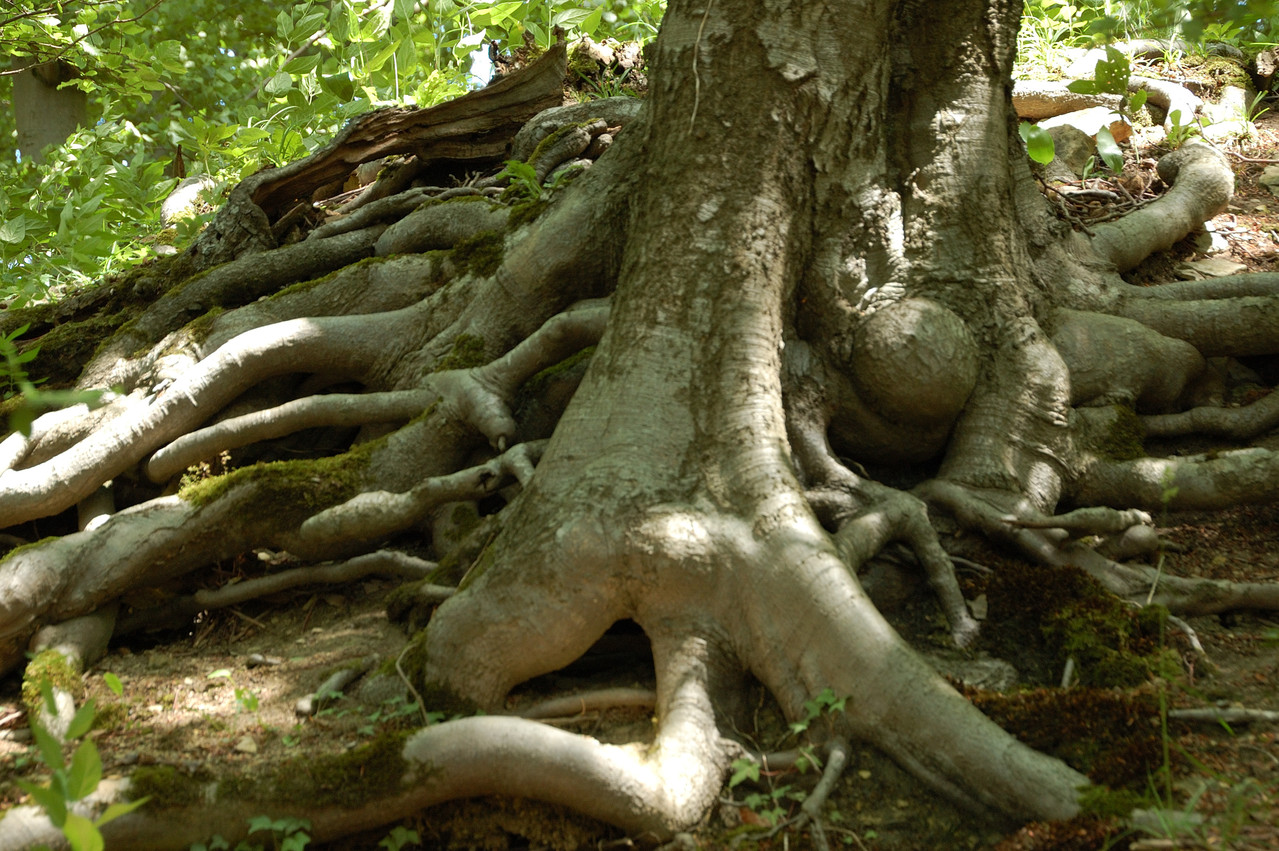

114,549,438,636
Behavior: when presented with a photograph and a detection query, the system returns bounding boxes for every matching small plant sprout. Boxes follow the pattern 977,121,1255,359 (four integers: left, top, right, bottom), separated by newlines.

378,825,421,850
17,677,148,851
1020,121,1056,165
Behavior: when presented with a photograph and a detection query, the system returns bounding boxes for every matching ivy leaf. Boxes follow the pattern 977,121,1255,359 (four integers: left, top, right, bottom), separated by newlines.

729,760,760,787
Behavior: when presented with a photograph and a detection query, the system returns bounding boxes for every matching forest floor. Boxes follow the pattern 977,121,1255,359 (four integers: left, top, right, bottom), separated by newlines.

2,74,1279,851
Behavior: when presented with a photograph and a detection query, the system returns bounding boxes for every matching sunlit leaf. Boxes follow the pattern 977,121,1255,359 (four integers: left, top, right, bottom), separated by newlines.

1019,121,1056,164
66,740,103,800
1096,125,1124,173
62,812,104,851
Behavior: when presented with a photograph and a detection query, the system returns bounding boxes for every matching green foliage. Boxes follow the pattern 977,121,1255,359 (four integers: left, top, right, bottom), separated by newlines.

17,676,148,851
190,817,312,851
378,826,422,850
1166,108,1202,146
726,688,847,827
0,0,663,307
1067,45,1133,97
0,322,107,435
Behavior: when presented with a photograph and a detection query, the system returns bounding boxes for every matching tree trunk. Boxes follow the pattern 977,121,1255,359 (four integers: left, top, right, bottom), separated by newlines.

12,60,86,162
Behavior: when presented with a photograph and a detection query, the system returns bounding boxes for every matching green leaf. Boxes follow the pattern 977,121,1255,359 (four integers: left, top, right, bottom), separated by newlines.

102,673,123,696
1093,46,1130,95
1019,122,1056,165
1128,90,1148,114
393,0,415,22
0,216,27,244
289,11,327,43
552,8,595,29
207,669,232,679
9,404,36,437
580,6,605,38
94,797,149,827
729,759,760,787
264,71,293,96
395,37,416,74
31,719,66,772
66,740,103,800
282,54,322,75
61,811,104,851
66,699,97,740
524,21,547,48
1095,126,1124,173
1066,79,1099,95
16,778,68,827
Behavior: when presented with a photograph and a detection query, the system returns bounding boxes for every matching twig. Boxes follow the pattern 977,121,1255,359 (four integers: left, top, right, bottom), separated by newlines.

1165,613,1206,657
519,687,656,720
688,0,714,132
1227,151,1279,163
395,641,432,727
1168,707,1279,725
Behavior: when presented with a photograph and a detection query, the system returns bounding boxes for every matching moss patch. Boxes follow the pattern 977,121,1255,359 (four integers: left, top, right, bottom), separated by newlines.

451,229,505,278
270,254,395,301
274,729,410,808
21,649,86,716
433,333,489,372
127,764,212,807
981,559,1173,688
969,687,1161,788
1099,403,1146,461
177,438,376,514
508,197,551,229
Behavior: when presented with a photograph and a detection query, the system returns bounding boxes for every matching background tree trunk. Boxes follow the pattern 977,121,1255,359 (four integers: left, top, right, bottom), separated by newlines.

12,60,85,162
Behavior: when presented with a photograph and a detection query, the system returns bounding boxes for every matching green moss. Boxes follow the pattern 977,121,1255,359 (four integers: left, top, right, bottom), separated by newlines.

449,502,482,535
21,649,86,716
182,306,224,344
567,46,600,80
970,687,1161,788
3,535,58,561
983,560,1169,688
450,229,505,278
1078,785,1148,818
433,333,489,372
526,121,598,166
177,438,376,512
1100,404,1146,461
127,765,212,807
1181,54,1252,92
507,197,550,229
275,730,410,807
91,701,129,731
519,346,595,400
271,254,396,301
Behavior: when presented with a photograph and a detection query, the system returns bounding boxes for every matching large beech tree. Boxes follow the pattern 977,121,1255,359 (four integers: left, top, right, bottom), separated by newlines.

3,0,1279,846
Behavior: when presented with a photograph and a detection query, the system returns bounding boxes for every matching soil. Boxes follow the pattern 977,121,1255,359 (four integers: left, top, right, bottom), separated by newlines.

2,63,1279,851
